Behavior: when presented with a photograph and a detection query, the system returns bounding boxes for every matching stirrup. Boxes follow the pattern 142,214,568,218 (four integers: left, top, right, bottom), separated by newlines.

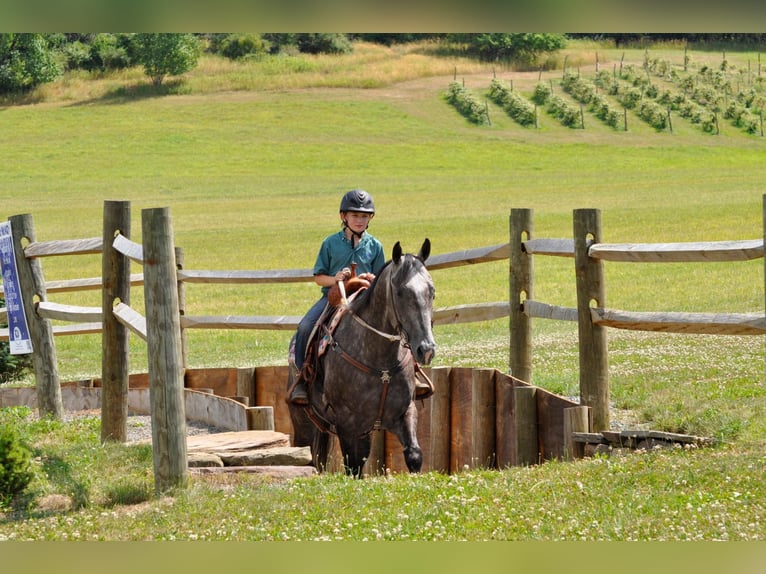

414,366,434,400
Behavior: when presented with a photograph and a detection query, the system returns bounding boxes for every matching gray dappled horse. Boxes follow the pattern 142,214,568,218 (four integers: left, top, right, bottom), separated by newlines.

288,239,436,478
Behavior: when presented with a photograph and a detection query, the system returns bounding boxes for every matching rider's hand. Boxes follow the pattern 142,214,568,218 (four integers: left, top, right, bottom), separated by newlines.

358,272,375,283
335,268,352,282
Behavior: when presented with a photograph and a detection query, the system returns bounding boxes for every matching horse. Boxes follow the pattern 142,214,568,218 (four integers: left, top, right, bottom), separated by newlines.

287,239,436,478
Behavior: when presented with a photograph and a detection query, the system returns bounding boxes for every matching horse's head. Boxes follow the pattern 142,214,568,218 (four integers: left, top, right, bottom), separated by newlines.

390,239,436,365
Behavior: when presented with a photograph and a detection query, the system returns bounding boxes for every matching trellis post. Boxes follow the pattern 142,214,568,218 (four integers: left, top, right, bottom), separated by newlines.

509,208,534,382
142,207,187,492
101,200,131,442
8,213,63,420
573,209,610,431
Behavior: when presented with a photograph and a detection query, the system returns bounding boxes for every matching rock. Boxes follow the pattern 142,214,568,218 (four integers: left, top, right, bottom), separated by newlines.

188,452,224,467
189,466,317,479
219,446,312,467
186,430,290,453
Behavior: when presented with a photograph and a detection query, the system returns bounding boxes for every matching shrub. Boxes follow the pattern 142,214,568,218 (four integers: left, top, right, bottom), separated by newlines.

219,34,270,60
548,94,582,128
0,33,61,93
531,82,551,105
0,297,33,384
637,100,669,130
487,79,536,126
295,33,353,55
89,33,131,71
134,33,201,87
0,424,34,508
446,81,490,125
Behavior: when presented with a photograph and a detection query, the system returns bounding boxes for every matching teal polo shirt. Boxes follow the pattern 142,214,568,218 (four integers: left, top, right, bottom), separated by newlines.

313,230,385,295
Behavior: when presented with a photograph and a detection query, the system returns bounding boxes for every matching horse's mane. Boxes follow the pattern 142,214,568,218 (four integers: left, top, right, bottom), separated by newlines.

351,254,424,311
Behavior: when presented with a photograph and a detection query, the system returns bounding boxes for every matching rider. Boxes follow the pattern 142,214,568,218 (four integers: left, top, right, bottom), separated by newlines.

289,189,385,405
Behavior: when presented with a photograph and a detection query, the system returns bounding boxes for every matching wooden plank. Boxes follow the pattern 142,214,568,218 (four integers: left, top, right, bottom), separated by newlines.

50,323,102,336
181,315,301,330
522,238,575,257
254,366,293,440
34,274,144,294
112,233,144,263
449,367,473,472
23,236,102,258
112,302,147,341
427,243,510,270
494,371,515,468
523,300,578,322
185,367,239,396
8,323,113,342
589,239,764,262
433,302,509,325
564,406,591,460
178,268,313,284
448,367,496,471
36,301,102,323
591,307,766,335
536,390,580,461
514,384,538,466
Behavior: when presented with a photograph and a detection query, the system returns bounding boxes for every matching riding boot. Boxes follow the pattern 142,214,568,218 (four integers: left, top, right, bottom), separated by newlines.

289,378,309,406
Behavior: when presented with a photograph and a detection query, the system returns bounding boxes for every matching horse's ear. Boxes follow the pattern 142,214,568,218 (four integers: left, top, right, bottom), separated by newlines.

392,241,403,264
418,238,431,263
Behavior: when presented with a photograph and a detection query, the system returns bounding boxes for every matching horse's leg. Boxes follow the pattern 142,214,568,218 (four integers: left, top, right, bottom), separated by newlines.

312,430,331,473
389,401,423,473
338,431,371,478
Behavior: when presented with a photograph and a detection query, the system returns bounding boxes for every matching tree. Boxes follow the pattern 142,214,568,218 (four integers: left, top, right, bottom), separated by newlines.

457,33,567,65
0,33,61,93
134,33,200,87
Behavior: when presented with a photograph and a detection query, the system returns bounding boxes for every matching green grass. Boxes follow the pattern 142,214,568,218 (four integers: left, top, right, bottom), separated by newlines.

1,39,765,540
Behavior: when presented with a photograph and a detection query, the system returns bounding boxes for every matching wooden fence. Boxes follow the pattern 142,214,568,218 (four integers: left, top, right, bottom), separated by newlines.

3,198,765,484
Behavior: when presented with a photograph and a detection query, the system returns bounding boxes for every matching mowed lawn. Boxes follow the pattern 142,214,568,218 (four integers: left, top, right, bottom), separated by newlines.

0,41,765,548
1,42,764,444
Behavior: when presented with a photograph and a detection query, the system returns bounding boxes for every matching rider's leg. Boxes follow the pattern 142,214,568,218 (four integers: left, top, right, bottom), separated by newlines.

290,296,328,405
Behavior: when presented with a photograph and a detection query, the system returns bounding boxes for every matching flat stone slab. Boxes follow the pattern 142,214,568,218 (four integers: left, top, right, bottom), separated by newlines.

188,452,224,468
189,465,317,479
186,430,290,453
219,446,312,467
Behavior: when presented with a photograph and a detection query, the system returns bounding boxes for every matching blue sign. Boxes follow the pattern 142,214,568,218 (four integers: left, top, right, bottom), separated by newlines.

0,221,33,354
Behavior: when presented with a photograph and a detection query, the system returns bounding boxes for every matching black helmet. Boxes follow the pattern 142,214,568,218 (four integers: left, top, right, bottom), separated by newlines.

339,189,375,214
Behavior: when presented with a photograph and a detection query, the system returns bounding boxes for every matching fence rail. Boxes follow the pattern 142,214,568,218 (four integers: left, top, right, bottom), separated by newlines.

3,201,766,427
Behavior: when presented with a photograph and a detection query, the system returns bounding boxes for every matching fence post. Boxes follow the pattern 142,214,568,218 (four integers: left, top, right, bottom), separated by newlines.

8,213,63,419
101,200,131,442
509,208,534,382
573,209,610,431
142,207,187,493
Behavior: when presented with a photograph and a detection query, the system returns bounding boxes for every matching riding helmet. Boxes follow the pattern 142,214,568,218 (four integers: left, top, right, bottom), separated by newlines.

339,189,375,214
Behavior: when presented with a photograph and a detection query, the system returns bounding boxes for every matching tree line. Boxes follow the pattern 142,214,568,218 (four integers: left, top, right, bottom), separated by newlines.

1,33,764,96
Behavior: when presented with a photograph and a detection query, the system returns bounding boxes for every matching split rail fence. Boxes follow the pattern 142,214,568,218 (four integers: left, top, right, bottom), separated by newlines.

2,198,765,486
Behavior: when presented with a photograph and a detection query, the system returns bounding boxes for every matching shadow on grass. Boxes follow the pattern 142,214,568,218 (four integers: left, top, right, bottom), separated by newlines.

67,79,190,107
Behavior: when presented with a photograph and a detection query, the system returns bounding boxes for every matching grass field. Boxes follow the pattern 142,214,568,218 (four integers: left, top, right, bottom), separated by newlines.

1,39,764,542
